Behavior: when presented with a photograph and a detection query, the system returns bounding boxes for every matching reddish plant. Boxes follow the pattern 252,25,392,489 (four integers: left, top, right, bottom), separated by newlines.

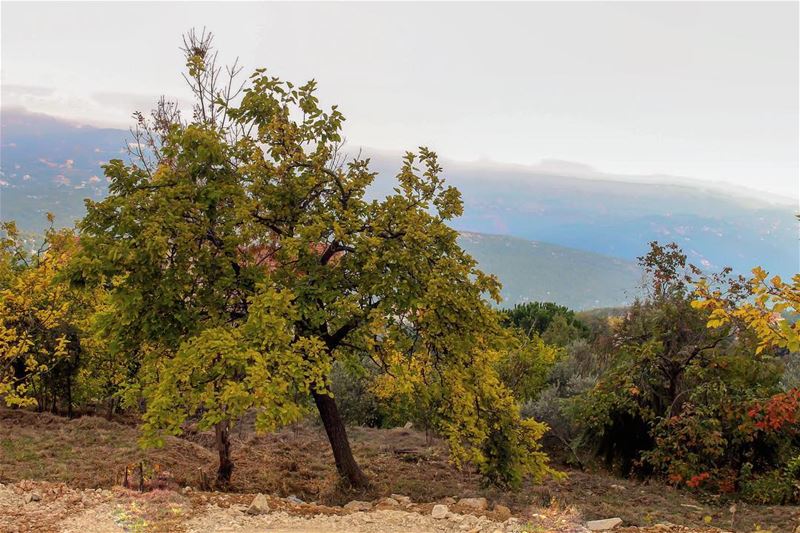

748,388,800,433
686,472,711,488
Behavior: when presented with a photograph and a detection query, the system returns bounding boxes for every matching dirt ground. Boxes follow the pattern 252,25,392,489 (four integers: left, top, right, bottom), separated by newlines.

0,480,728,533
0,409,798,532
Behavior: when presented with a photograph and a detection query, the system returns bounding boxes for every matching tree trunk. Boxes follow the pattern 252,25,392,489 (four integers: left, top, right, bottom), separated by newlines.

66,372,73,418
214,420,234,486
312,389,370,488
106,397,116,420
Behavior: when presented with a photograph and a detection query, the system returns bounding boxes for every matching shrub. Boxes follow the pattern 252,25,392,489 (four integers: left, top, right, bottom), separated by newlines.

739,466,798,505
567,243,798,498
329,360,385,428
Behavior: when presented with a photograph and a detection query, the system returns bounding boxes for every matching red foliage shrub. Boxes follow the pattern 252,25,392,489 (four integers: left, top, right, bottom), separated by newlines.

748,388,800,433
686,472,710,488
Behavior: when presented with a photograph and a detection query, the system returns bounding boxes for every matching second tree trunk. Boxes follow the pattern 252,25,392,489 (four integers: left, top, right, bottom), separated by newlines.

214,420,234,486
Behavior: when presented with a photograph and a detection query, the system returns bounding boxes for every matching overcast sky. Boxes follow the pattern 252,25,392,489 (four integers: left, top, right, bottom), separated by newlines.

1,1,798,200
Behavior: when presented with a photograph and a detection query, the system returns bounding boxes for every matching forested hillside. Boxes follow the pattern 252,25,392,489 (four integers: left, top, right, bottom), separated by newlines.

457,232,641,309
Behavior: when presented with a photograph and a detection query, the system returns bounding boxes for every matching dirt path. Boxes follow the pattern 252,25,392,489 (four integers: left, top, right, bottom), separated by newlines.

0,481,735,533
0,481,542,533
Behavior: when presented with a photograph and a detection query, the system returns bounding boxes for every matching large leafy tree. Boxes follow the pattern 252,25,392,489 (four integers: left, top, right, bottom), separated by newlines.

71,31,554,488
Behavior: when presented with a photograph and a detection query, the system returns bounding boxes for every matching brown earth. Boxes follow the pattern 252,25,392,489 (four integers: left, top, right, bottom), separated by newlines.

0,409,797,532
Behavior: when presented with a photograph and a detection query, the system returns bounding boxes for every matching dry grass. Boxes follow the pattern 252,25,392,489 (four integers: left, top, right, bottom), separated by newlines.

1,409,798,532
0,409,215,489
220,424,488,505
546,469,799,533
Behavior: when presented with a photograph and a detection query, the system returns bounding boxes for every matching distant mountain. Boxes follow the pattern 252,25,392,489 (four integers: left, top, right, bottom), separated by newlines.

366,154,799,278
0,107,125,233
458,232,641,310
1,107,797,282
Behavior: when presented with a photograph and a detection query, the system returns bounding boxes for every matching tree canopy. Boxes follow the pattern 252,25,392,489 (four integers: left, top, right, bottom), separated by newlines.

69,30,555,488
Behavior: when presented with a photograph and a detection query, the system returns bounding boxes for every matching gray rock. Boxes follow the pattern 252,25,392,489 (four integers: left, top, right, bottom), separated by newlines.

586,517,623,531
245,493,270,515
286,495,304,505
457,497,488,511
431,504,449,519
343,500,372,512
25,493,41,503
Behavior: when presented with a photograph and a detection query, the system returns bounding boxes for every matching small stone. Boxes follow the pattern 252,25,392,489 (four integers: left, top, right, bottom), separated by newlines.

181,486,193,495
680,503,703,511
286,495,304,505
245,493,270,515
343,500,372,512
457,497,488,511
493,504,512,521
587,517,623,531
379,497,399,506
403,421,413,429
431,504,449,519
26,493,41,503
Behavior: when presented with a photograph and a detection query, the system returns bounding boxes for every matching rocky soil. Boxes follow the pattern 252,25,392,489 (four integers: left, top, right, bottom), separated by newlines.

0,480,733,533
2,410,796,532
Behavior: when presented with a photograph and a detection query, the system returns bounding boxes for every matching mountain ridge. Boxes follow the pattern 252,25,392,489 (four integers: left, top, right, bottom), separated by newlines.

2,108,797,287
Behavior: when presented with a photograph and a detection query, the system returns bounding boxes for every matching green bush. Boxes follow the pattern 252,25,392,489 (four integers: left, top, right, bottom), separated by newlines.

739,466,797,505
502,302,588,346
329,360,386,427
